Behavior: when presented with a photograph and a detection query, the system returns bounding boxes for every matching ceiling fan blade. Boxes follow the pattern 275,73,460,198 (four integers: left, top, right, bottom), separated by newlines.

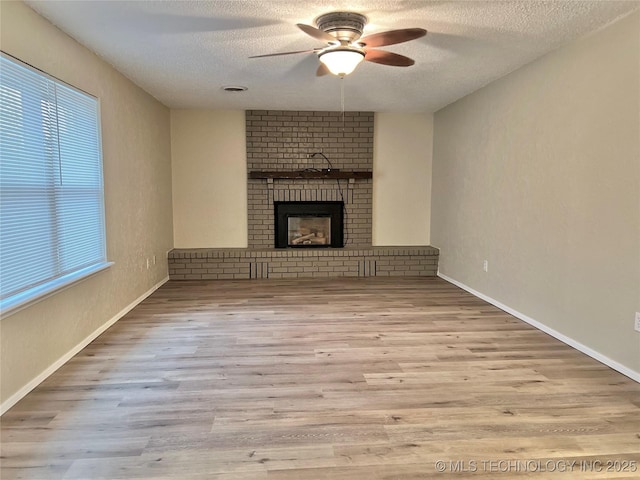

364,49,415,67
316,63,330,77
296,23,336,43
358,28,426,48
249,49,317,59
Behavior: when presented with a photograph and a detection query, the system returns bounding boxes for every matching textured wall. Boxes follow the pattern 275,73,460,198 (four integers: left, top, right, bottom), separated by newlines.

169,110,433,250
0,2,173,407
373,112,433,246
171,110,247,248
432,11,640,375
246,110,374,248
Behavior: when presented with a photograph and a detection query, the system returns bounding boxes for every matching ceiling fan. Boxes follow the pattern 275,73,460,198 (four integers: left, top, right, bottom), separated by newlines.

250,12,427,77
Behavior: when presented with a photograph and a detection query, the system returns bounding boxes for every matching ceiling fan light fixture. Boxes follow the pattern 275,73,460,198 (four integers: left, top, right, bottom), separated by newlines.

318,48,365,76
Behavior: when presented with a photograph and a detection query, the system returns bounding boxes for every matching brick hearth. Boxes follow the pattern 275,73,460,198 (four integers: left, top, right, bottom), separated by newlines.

169,247,439,280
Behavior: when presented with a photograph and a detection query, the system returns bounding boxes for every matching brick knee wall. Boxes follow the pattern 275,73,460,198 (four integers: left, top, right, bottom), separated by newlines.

168,247,439,280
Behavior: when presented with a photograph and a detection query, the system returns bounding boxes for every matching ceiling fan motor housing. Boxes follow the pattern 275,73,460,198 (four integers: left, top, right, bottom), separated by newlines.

316,12,367,43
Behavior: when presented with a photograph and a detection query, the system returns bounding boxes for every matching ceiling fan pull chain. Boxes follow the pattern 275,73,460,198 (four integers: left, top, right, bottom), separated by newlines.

341,76,345,131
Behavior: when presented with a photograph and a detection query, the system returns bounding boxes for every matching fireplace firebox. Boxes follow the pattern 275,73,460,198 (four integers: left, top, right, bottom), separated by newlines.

274,201,344,248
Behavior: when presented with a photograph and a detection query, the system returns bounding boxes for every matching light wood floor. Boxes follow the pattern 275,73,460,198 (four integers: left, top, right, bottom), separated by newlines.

2,277,639,479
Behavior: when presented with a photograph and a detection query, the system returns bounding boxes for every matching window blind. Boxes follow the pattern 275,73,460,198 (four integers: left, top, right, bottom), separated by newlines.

0,53,108,315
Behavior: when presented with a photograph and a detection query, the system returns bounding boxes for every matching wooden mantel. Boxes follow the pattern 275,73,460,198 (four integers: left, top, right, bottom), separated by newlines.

249,170,372,180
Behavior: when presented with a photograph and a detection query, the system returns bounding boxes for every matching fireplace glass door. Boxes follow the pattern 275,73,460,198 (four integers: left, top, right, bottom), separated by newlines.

288,216,331,246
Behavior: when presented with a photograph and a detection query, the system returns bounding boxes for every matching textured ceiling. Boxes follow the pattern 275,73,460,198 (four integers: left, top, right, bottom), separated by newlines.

25,0,639,112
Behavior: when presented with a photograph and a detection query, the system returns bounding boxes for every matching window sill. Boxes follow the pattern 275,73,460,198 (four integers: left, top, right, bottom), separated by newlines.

0,262,114,319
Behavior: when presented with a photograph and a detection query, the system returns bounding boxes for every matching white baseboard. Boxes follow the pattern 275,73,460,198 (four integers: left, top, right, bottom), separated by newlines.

438,273,640,383
1,276,170,415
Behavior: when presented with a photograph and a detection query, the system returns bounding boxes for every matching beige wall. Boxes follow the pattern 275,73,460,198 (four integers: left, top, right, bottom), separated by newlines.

432,11,640,375
0,2,174,408
171,110,434,248
373,112,433,245
171,110,247,248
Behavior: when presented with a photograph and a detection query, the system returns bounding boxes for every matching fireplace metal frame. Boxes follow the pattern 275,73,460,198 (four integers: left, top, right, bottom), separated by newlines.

274,201,344,248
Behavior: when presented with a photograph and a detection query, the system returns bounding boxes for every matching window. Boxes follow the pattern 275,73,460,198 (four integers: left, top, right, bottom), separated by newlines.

0,53,110,316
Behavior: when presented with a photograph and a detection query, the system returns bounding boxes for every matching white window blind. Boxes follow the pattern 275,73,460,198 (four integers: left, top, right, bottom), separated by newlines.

0,53,109,315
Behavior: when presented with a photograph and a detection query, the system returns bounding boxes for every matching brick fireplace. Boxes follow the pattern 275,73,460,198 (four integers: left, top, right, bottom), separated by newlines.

168,110,439,280
247,110,373,248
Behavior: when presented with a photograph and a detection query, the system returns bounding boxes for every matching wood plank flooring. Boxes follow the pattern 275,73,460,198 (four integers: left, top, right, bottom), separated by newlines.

2,277,639,479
